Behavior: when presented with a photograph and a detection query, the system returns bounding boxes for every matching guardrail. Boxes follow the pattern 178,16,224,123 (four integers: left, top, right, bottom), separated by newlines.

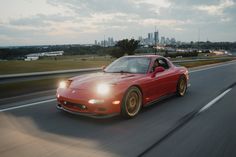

0,57,235,83
0,67,101,80
172,57,234,63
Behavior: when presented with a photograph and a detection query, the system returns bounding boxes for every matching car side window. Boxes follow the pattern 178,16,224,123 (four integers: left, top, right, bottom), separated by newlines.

151,59,159,72
158,58,169,69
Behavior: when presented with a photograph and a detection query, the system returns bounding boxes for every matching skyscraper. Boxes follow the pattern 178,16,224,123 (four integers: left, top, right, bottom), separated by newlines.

160,36,165,44
154,31,159,44
170,38,176,45
148,33,153,41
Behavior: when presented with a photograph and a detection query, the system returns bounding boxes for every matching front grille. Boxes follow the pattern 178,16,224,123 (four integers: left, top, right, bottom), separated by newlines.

62,101,87,110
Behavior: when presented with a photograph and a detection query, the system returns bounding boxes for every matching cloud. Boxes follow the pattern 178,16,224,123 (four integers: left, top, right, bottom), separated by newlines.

131,0,171,14
140,18,191,26
0,0,236,46
47,0,171,18
10,14,72,26
195,0,235,16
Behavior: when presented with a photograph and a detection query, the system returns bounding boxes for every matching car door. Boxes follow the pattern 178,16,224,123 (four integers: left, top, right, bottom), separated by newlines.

142,58,169,103
156,58,177,94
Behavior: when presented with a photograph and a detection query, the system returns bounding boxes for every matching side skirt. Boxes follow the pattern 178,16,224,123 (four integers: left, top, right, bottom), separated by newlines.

144,93,176,107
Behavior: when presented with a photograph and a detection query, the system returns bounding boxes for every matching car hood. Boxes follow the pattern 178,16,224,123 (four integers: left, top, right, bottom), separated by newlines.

69,72,144,89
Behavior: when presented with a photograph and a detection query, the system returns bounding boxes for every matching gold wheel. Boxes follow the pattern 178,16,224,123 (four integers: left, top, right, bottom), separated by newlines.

122,86,142,118
177,76,187,96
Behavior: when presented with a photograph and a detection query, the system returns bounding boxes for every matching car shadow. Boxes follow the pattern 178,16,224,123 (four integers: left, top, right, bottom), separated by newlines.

2,91,195,157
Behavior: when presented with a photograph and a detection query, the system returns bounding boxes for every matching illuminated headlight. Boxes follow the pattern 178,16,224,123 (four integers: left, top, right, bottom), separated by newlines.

97,84,110,95
59,81,67,89
58,80,72,89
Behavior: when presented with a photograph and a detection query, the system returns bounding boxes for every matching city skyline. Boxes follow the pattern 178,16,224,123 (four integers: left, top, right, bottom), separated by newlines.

0,0,236,46
95,30,178,47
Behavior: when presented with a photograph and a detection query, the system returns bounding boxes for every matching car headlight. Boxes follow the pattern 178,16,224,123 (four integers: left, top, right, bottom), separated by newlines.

97,83,110,95
59,81,67,89
59,80,73,89
58,80,73,89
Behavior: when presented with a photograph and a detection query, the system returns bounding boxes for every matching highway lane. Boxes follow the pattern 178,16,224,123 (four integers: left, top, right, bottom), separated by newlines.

0,61,236,157
143,84,236,157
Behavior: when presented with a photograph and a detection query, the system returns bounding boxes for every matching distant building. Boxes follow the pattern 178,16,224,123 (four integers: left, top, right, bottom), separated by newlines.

154,31,159,44
95,40,98,45
25,56,39,61
96,37,115,47
138,36,143,41
170,38,176,45
108,37,115,46
101,40,105,47
25,51,64,61
160,36,165,44
165,38,170,45
148,33,153,41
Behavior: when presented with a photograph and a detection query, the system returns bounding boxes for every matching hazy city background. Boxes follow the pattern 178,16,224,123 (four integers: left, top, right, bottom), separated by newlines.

0,0,236,46
0,0,236,62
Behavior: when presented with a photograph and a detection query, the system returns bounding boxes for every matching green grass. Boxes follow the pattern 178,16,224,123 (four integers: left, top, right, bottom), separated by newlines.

0,56,113,75
0,55,233,75
0,58,234,99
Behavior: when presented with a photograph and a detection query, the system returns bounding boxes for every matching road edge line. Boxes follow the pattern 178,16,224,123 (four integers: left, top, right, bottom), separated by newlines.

0,99,56,112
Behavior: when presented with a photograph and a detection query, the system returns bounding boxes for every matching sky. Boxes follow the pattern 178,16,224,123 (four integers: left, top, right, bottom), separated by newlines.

0,0,235,46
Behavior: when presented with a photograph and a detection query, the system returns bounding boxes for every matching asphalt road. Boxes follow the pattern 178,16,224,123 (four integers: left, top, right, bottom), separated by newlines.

0,61,236,157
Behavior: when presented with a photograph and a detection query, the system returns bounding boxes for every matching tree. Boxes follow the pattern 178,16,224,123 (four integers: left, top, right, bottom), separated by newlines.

108,47,124,58
116,39,140,55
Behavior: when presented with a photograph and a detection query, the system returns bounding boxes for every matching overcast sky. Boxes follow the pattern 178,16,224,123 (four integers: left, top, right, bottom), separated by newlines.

0,0,235,46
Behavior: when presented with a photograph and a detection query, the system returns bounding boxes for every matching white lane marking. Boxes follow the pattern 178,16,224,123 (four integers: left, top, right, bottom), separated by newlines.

198,88,232,114
0,99,56,112
1,61,235,112
189,61,236,73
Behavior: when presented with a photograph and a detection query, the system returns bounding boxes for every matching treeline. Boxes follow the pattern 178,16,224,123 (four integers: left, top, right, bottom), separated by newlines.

0,45,64,60
174,41,236,50
0,39,140,59
0,45,104,60
1,41,235,60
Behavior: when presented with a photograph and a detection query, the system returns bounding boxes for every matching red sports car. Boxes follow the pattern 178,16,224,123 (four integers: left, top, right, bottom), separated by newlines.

57,55,189,118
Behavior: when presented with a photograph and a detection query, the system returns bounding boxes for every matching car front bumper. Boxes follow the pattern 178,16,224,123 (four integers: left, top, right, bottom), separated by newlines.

57,103,119,118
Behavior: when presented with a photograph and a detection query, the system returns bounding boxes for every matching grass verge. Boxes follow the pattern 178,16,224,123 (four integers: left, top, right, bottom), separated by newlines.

0,57,112,75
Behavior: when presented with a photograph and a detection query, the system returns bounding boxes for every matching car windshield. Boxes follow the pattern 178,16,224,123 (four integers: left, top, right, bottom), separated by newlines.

105,57,151,74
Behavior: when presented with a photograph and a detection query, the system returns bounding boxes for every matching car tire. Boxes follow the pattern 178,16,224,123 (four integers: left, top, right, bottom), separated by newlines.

176,75,187,97
121,86,142,119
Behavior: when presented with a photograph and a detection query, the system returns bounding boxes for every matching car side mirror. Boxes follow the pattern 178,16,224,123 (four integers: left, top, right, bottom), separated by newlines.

151,67,165,78
102,65,106,72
